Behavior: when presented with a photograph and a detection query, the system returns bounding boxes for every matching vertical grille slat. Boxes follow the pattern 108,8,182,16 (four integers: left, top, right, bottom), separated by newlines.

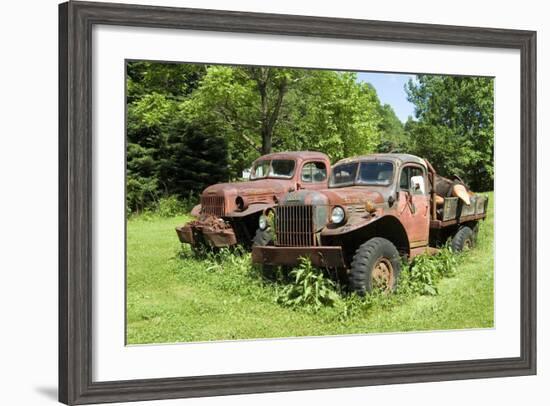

200,196,225,217
275,205,316,247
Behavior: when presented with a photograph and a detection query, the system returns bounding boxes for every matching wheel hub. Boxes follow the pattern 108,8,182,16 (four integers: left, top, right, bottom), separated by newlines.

371,257,394,291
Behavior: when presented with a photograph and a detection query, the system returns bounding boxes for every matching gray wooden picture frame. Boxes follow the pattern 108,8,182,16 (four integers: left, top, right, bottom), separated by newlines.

59,1,537,404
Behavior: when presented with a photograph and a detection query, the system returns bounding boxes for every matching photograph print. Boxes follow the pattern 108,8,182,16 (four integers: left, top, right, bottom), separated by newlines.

125,61,494,345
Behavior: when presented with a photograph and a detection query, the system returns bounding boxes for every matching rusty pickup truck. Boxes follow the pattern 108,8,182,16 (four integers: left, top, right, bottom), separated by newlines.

251,153,488,295
176,151,331,249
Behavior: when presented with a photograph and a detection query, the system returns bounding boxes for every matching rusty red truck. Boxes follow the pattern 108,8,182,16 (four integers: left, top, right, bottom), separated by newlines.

176,151,331,249
251,153,488,295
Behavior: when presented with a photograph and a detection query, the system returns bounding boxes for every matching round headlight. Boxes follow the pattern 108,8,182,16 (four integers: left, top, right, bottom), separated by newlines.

259,215,268,230
331,206,345,224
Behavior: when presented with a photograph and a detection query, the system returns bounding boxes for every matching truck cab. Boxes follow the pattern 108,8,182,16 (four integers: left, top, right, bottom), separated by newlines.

251,153,487,295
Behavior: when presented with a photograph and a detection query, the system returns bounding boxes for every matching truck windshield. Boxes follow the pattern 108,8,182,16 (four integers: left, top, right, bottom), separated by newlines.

250,159,296,180
330,161,394,187
329,162,358,187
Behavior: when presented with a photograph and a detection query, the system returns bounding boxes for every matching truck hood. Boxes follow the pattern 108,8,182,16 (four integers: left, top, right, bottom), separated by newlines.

279,188,384,206
320,188,385,205
202,179,292,198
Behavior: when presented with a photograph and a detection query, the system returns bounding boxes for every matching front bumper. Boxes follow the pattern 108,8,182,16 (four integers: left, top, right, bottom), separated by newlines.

175,221,237,248
251,245,346,268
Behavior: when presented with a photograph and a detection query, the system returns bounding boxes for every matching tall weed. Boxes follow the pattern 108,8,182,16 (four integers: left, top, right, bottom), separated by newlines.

398,246,459,296
276,258,342,311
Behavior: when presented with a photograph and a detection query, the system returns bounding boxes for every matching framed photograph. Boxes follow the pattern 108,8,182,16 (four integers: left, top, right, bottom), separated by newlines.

59,1,536,404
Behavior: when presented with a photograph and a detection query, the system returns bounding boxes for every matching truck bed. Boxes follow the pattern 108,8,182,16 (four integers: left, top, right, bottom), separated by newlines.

430,195,488,229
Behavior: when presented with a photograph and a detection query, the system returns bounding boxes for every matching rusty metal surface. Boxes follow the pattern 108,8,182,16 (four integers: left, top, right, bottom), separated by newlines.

275,205,315,247
176,215,236,248
200,151,332,216
200,195,225,217
334,153,427,169
251,245,346,268
261,154,432,259
254,153,488,269
178,151,332,248
175,224,195,244
223,202,274,218
440,195,487,222
371,257,395,291
202,228,237,247
443,198,459,221
430,213,487,229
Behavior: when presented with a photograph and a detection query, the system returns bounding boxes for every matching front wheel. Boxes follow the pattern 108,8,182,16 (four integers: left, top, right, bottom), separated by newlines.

349,237,401,295
252,227,273,247
252,227,277,279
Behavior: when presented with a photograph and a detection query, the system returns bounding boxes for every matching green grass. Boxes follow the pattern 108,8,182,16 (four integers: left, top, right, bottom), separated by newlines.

126,192,493,344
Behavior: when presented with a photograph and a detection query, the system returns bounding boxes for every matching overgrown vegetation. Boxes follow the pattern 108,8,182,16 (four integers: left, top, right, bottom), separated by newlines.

127,194,199,219
275,258,343,311
398,246,459,296
126,193,493,344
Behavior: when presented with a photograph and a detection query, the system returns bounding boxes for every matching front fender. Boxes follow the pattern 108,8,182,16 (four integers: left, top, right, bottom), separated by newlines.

224,203,276,218
320,211,382,236
321,213,410,255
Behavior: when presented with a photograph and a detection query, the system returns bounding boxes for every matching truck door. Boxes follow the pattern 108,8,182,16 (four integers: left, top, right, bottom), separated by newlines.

397,165,430,247
298,161,328,190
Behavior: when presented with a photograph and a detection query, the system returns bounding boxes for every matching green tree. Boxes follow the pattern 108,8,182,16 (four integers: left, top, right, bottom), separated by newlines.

376,103,406,153
183,67,382,173
405,75,494,191
181,66,303,175
284,72,382,161
126,62,226,211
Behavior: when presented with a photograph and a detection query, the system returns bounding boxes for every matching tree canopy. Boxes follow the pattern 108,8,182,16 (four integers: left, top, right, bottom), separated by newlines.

404,75,494,191
126,62,494,212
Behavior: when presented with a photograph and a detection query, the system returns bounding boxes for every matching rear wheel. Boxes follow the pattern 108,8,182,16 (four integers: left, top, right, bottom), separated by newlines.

451,226,474,252
349,237,401,295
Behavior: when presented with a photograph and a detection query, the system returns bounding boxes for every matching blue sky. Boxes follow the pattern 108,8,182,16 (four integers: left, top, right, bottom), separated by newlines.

356,72,417,123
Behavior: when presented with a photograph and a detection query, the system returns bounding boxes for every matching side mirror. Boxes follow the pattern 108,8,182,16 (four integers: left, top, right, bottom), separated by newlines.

411,175,425,194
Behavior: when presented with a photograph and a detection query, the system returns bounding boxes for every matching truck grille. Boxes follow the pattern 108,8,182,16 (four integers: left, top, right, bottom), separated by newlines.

201,196,225,217
275,205,316,247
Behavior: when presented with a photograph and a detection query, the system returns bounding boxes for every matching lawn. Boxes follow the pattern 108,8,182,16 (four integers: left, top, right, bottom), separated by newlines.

126,192,493,344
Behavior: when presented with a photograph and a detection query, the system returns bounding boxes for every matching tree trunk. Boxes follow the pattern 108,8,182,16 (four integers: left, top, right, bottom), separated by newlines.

261,128,272,155
253,67,288,156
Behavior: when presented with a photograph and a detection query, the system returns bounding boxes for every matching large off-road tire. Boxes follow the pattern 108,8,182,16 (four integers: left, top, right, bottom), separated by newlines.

451,226,474,252
349,237,401,296
252,227,273,247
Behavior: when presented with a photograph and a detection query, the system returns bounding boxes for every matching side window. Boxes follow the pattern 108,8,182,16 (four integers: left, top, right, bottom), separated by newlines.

301,162,328,183
399,167,410,189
